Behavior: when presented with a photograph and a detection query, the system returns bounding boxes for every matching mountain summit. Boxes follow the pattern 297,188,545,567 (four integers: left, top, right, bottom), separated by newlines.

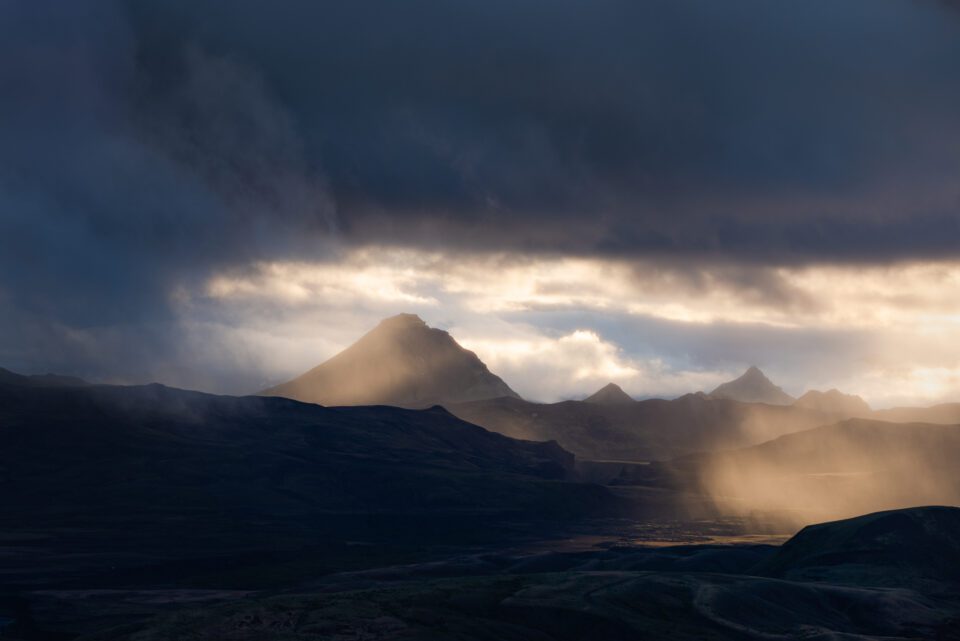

584,383,635,405
708,366,795,405
261,314,520,408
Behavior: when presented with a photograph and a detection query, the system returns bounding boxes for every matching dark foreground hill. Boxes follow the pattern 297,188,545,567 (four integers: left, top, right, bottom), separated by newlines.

0,376,616,592
261,314,519,408
756,506,960,585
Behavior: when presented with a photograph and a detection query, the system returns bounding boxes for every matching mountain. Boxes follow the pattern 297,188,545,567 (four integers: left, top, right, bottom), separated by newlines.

584,382,634,405
708,366,795,405
793,389,871,417
448,393,834,461
261,313,520,408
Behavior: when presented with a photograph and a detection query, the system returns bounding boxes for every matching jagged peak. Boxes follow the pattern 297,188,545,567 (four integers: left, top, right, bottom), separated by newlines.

709,365,795,405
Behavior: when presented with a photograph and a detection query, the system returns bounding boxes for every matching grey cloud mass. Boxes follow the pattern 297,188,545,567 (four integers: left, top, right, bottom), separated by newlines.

2,0,959,387
127,0,960,262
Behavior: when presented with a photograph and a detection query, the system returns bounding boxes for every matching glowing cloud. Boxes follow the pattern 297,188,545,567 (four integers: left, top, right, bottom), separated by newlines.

190,248,960,405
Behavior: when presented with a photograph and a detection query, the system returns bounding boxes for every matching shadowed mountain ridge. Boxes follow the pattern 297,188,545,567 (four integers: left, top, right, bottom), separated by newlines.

449,393,835,461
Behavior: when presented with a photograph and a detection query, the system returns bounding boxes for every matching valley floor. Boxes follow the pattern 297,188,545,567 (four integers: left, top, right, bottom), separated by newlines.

4,513,960,641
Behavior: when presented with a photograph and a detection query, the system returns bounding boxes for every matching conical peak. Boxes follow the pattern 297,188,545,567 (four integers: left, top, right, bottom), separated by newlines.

585,382,635,404
261,314,520,407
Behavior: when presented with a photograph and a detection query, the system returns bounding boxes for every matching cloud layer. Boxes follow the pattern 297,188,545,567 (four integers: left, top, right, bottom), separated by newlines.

196,249,960,406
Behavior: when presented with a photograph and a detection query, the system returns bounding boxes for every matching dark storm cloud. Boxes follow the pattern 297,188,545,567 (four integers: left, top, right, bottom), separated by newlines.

124,0,960,263
2,0,959,383
0,1,333,381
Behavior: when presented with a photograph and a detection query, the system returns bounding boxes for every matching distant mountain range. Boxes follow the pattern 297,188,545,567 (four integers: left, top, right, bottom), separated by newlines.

450,367,879,461
251,314,960,462
449,393,836,461
261,313,519,408
257,315,949,424
3,316,951,430
2,315,954,482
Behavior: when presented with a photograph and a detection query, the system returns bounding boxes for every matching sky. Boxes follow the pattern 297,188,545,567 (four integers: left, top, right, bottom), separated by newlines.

2,0,960,407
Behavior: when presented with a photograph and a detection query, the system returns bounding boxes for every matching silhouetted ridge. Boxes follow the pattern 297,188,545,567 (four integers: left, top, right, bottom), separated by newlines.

0,378,613,527
709,366,794,405
756,506,960,584
261,314,520,408
584,383,634,405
